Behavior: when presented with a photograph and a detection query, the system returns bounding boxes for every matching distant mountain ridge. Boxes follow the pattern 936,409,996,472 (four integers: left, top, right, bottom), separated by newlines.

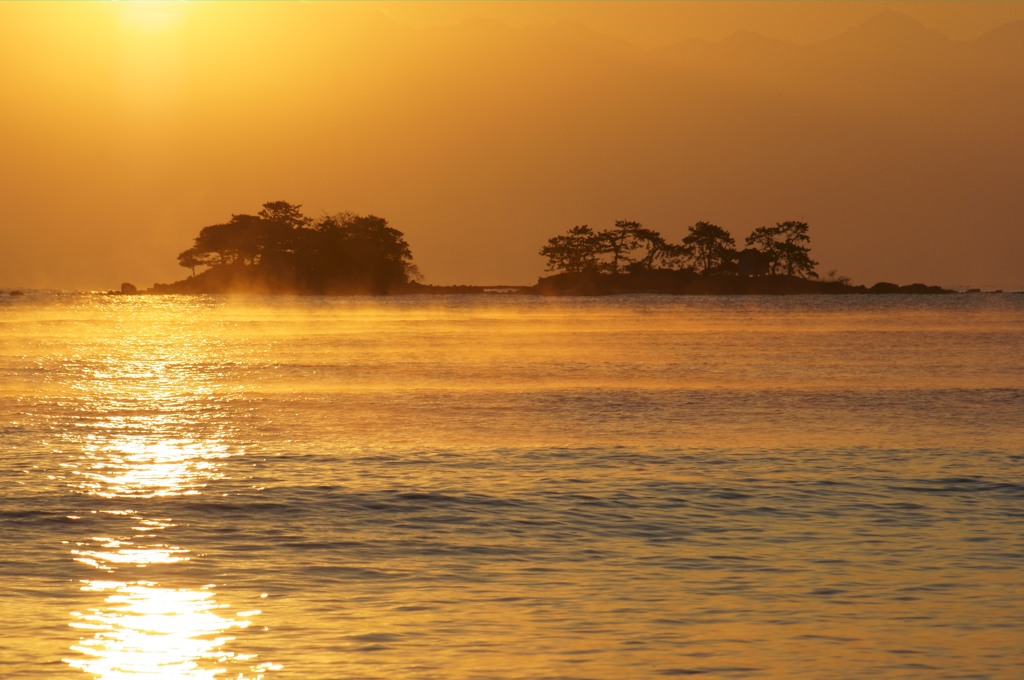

823,9,952,47
656,9,1021,64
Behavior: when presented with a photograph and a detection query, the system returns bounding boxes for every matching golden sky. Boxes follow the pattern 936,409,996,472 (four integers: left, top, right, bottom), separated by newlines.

2,2,1023,290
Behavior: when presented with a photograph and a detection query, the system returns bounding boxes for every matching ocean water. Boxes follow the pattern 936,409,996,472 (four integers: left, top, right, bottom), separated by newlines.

0,292,1022,679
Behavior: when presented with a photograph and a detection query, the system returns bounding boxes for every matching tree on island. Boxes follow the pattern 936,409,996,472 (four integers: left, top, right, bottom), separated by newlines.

173,202,418,293
596,222,635,274
539,220,683,275
298,213,419,292
745,221,818,278
539,225,602,274
540,217,820,282
682,221,736,274
611,221,684,273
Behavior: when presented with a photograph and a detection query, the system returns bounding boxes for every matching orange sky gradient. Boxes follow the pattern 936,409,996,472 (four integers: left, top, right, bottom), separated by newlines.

1,2,1022,290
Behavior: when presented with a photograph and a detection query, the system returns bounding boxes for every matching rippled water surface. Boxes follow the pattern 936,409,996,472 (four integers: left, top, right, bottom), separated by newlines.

1,293,1022,679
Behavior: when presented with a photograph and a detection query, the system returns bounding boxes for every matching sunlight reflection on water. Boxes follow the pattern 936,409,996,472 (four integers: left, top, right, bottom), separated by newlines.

66,438,227,499
65,581,272,680
53,298,278,679
62,434,275,678
2,293,1020,679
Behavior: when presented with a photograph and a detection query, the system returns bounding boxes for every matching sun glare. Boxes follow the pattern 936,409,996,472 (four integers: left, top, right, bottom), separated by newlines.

56,302,279,678
68,438,228,499
115,2,188,33
65,580,274,680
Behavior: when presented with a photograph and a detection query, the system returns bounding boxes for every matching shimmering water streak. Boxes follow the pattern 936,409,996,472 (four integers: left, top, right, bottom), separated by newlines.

64,439,228,500
0,292,1022,679
65,581,269,680
0,294,280,678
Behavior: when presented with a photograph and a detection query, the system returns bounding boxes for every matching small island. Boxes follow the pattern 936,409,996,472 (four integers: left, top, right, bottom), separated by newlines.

151,202,418,295
148,202,952,296
529,219,950,295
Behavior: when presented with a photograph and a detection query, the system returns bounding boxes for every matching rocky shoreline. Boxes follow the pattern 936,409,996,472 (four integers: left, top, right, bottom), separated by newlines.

133,270,958,296
522,271,954,296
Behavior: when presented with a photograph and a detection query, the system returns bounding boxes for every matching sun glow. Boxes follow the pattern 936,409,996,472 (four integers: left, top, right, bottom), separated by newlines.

115,2,189,34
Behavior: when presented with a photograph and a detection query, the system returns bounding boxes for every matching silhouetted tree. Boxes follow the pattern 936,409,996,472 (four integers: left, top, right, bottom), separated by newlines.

744,221,818,278
258,201,311,230
744,226,780,275
644,238,688,271
594,221,642,274
177,249,203,278
615,221,685,271
539,225,601,273
599,220,692,273
182,221,243,266
254,201,309,265
175,202,418,293
682,221,736,274
541,220,686,274
176,201,308,271
306,212,417,292
539,216,820,282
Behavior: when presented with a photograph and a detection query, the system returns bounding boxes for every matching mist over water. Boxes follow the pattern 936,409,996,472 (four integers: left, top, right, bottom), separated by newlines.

1,293,1022,678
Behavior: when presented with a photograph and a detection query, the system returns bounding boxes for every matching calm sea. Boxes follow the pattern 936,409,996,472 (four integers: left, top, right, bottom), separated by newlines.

1,293,1022,679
